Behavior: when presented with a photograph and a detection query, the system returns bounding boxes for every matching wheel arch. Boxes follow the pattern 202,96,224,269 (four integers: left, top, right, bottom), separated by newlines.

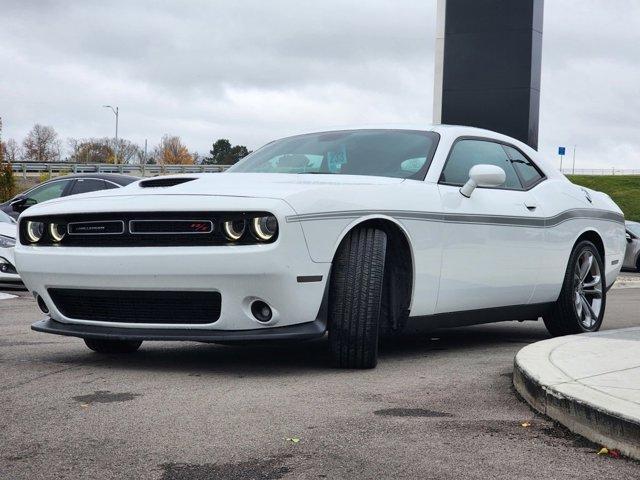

332,216,415,310
574,229,605,264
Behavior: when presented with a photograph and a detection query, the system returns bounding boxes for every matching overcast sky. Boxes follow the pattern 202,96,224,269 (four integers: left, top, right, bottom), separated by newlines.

1,0,639,169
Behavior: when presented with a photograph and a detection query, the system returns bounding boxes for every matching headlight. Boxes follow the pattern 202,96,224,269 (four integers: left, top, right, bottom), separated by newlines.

0,235,15,248
222,219,246,241
26,221,45,243
251,215,278,241
49,223,66,242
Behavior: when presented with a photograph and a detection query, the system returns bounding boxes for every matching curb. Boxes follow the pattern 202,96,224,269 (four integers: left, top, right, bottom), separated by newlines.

514,354,640,460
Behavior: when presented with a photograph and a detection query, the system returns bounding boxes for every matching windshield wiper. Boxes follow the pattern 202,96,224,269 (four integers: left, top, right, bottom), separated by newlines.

297,171,337,174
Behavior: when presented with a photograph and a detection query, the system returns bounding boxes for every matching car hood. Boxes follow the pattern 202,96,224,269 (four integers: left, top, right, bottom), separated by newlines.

21,173,406,216
128,173,402,198
0,222,16,239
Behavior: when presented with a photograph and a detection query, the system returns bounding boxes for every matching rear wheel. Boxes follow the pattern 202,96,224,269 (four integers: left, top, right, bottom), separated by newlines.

543,240,606,336
328,227,387,369
84,338,143,354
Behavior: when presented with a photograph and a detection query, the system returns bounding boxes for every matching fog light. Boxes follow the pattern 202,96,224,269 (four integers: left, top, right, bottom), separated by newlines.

35,294,50,314
251,300,272,323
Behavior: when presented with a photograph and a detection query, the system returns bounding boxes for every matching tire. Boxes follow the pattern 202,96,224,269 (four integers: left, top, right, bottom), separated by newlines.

543,240,606,336
328,227,387,369
84,338,143,354
636,256,640,273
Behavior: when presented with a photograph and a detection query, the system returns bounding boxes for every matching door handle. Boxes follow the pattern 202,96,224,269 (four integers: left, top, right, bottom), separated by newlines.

524,202,537,211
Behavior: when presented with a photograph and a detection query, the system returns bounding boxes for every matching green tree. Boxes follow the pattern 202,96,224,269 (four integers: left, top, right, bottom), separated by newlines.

204,139,251,165
0,117,16,201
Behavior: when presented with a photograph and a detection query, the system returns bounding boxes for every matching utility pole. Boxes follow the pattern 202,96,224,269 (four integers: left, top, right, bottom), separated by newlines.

103,105,119,164
572,145,577,175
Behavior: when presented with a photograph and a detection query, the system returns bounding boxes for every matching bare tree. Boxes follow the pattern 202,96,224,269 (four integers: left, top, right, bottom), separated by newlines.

22,124,62,162
3,139,22,162
67,137,141,164
154,134,193,165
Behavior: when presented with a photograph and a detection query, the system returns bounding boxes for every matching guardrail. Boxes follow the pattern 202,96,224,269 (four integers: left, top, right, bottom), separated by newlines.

562,169,640,176
10,162,230,178
9,162,640,178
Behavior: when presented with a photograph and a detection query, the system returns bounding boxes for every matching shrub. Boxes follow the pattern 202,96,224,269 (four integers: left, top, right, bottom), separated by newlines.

0,161,16,202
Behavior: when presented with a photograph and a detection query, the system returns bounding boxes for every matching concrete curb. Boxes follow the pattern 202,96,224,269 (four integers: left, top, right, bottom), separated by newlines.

513,330,640,460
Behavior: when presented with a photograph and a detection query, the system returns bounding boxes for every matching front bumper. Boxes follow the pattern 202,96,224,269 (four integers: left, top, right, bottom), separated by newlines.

16,198,331,332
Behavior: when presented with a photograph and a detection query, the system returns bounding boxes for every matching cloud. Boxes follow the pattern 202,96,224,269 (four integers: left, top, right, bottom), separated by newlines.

1,0,638,169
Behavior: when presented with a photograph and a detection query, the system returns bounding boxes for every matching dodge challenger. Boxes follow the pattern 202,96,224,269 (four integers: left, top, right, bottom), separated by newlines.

15,125,626,368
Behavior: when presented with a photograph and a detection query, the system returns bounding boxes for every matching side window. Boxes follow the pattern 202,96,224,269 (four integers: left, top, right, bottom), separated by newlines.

27,180,72,203
503,145,544,188
69,179,107,195
440,139,522,190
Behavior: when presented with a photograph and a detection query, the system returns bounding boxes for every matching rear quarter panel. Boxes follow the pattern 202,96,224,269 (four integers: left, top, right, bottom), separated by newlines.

530,179,625,303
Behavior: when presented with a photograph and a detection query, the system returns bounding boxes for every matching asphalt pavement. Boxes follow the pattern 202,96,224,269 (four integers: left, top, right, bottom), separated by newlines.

1,288,640,480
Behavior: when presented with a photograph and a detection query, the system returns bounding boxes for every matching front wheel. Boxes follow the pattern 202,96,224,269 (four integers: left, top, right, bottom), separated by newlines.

84,338,143,354
543,240,606,336
328,227,387,369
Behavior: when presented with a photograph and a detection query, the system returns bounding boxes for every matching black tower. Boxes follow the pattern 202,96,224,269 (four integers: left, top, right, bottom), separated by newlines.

434,0,544,149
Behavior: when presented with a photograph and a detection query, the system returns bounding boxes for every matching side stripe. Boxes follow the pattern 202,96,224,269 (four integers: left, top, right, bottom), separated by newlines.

285,208,624,228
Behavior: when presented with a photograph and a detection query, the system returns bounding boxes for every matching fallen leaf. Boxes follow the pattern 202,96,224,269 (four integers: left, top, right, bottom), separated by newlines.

597,447,609,455
286,437,300,444
609,449,621,459
521,422,531,428
80,403,90,408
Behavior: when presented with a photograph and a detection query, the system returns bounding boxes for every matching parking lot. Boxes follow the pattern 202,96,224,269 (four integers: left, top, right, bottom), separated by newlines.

1,285,640,480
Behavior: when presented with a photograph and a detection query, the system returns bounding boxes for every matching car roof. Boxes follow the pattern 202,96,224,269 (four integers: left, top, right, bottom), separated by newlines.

41,173,139,185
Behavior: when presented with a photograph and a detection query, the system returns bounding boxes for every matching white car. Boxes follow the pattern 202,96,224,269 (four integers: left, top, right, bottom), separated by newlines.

15,126,626,368
0,210,22,288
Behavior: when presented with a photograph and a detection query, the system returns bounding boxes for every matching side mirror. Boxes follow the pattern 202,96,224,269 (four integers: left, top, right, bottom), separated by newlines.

460,164,506,198
627,233,633,243
10,196,36,213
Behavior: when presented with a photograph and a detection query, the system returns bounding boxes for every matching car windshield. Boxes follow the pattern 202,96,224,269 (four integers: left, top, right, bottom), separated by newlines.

228,129,439,179
627,223,640,237
0,210,15,224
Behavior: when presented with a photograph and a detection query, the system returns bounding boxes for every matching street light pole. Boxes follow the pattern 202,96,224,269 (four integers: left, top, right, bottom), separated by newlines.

103,105,119,164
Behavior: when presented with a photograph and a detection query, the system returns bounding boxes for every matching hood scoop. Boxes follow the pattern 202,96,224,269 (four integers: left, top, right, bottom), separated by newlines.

139,177,197,188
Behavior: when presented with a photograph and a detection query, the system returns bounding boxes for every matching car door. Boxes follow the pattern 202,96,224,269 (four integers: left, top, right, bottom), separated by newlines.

435,138,546,313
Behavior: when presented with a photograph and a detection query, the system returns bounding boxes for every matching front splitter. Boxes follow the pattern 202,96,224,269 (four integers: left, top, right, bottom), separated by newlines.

31,317,327,343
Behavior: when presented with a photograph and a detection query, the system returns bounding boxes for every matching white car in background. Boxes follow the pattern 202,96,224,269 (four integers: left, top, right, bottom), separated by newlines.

624,221,640,271
0,210,22,288
15,125,626,368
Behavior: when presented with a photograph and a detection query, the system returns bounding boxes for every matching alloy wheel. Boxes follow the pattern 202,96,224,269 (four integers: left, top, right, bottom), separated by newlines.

573,250,602,329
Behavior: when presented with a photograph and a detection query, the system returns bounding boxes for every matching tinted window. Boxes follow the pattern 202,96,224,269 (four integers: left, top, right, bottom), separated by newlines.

440,140,522,189
27,180,72,203
228,130,438,179
503,145,544,188
69,179,106,195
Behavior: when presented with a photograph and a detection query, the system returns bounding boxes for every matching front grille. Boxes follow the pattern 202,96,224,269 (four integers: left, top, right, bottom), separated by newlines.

20,211,277,246
48,288,221,324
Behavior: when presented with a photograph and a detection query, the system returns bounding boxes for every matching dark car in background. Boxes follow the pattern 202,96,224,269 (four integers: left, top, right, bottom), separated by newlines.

1,173,138,219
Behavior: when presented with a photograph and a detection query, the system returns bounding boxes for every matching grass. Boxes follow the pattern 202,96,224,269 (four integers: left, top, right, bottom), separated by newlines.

567,175,640,222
